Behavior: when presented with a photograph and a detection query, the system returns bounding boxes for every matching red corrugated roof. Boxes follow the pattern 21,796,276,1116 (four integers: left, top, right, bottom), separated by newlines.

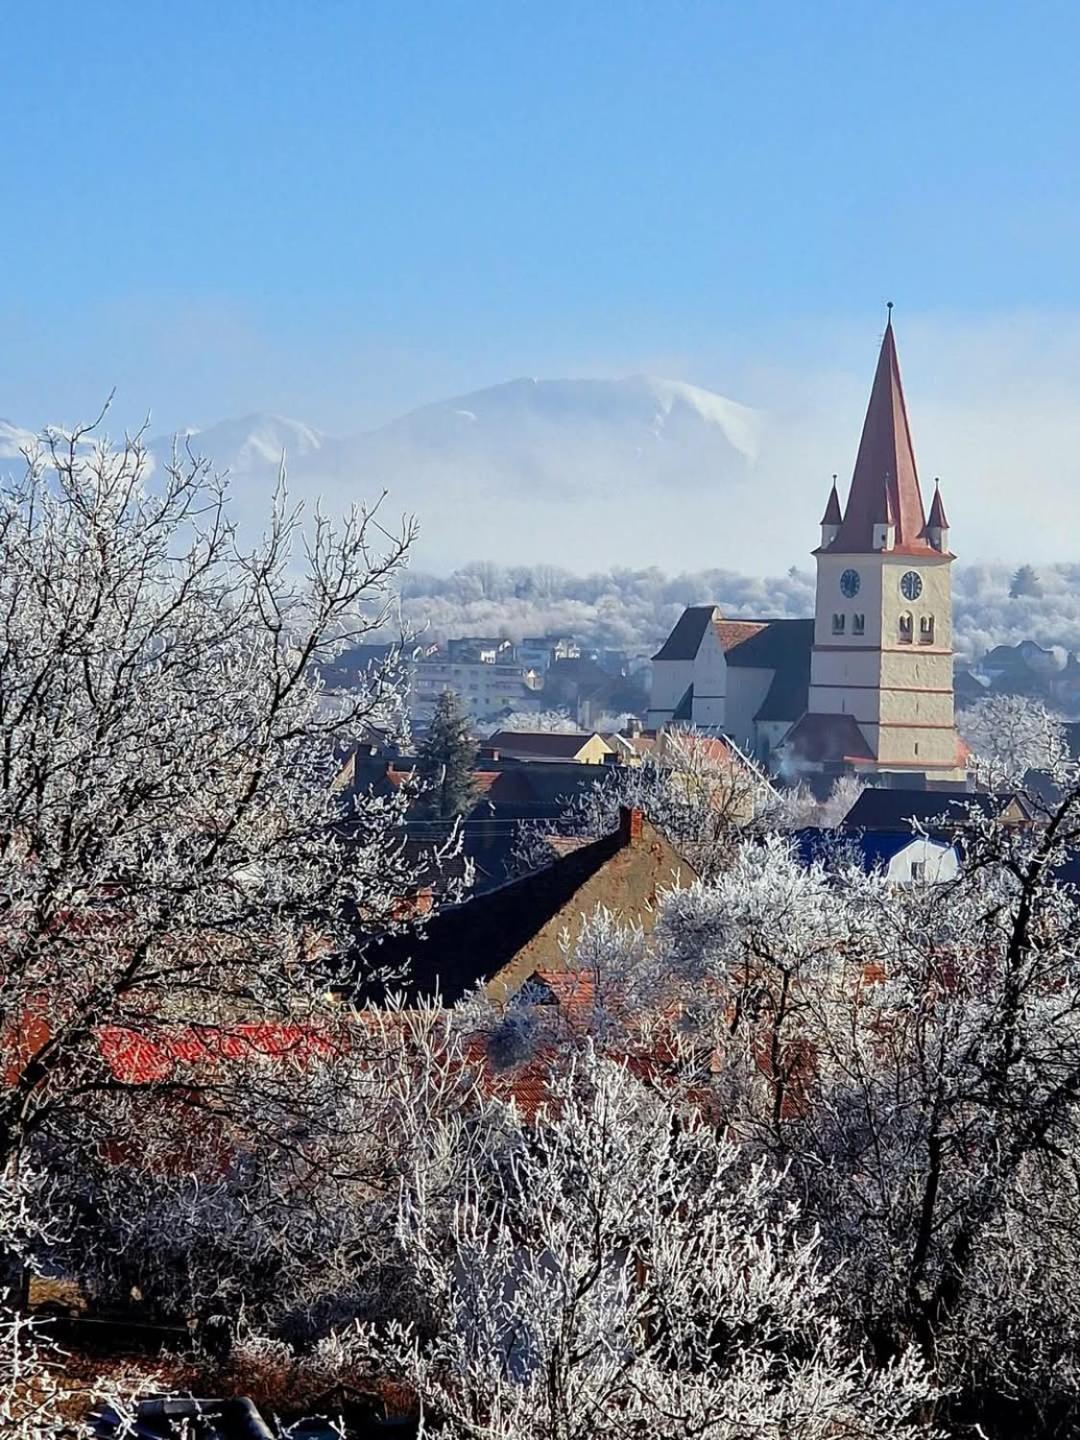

97,1023,343,1084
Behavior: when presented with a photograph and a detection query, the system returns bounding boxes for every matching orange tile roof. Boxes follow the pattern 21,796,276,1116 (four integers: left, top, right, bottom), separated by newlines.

712,619,768,652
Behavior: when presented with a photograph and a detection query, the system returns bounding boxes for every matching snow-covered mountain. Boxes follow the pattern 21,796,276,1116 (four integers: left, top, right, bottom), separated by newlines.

156,414,330,472
157,376,762,567
6,376,765,570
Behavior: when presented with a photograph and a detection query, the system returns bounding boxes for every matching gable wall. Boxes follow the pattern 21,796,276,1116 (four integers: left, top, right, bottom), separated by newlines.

647,657,695,725
688,622,727,730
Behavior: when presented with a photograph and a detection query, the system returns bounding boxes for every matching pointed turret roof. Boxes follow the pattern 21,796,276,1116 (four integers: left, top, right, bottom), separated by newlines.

928,479,949,530
830,314,934,554
820,478,842,526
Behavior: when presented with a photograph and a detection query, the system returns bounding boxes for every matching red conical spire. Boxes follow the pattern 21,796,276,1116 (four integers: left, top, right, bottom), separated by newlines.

831,309,932,554
927,478,949,530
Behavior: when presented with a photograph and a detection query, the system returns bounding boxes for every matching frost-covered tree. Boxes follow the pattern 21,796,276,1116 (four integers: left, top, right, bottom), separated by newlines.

534,793,1080,1434
511,725,777,879
1009,564,1042,598
35,1006,477,1347
323,1050,937,1440
491,709,577,733
957,691,1070,785
0,418,424,1179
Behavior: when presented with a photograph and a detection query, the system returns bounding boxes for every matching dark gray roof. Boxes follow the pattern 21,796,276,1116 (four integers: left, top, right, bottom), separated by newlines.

724,618,814,669
753,630,813,723
652,606,717,662
781,712,874,764
672,684,694,722
487,730,600,759
840,788,1030,832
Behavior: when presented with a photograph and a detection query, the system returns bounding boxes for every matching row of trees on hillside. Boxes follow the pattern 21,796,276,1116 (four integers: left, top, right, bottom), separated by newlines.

389,559,1080,665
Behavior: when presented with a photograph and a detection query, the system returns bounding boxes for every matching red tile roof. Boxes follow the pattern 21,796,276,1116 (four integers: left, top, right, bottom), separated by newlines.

713,619,768,653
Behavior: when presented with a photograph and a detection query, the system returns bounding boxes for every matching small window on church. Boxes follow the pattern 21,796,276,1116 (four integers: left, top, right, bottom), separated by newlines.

920,615,935,644
832,613,845,635
899,612,913,643
852,613,865,635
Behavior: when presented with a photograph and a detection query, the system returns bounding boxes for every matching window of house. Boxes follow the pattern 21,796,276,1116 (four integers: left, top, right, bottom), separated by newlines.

852,613,865,635
898,612,913,642
910,860,926,882
920,615,935,644
832,613,845,635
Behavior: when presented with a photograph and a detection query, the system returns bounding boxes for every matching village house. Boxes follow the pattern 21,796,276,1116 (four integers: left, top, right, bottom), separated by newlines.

483,729,615,765
358,808,696,1005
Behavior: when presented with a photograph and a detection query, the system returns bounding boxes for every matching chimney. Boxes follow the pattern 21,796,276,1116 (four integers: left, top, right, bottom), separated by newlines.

624,715,643,738
618,806,644,845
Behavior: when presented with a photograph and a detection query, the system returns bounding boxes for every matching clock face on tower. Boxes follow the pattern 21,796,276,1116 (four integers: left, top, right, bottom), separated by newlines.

900,570,923,601
840,568,860,598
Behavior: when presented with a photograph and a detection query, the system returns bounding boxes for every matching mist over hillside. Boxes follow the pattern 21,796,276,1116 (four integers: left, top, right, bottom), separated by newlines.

391,560,1080,665
138,375,760,574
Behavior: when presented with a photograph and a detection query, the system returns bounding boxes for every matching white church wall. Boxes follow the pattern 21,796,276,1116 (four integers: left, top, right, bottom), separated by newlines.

646,657,694,727
689,622,727,730
723,666,774,751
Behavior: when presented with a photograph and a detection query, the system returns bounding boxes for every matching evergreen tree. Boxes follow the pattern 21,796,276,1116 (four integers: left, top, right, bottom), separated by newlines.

1010,563,1042,598
417,689,481,818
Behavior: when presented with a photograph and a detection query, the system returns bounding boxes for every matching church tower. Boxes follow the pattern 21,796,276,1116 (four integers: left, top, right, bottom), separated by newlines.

788,310,965,783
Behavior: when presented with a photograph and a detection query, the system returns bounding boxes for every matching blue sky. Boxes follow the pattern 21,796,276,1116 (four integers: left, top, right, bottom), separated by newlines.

4,3,1080,568
3,2,1078,425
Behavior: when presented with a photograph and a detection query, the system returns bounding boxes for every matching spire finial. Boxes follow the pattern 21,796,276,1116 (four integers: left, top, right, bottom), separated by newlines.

886,299,894,325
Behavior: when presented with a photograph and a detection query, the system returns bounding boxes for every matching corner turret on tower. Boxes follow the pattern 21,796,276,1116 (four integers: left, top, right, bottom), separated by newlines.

926,479,949,552
820,476,842,548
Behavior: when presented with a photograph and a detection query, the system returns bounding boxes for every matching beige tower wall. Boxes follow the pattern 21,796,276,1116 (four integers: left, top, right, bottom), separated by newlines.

809,550,962,777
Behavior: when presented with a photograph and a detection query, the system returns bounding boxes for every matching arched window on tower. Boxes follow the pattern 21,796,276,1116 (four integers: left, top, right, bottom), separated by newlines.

852,613,865,635
832,613,845,635
898,612,914,643
919,615,935,644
